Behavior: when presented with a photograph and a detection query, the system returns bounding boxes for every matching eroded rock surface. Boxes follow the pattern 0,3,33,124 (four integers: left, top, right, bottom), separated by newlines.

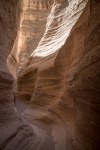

17,0,100,150
0,0,100,150
18,0,54,73
0,1,54,150
17,0,88,99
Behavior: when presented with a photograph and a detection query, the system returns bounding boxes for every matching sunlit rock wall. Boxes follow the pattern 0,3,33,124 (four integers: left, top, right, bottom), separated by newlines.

7,37,19,80
17,0,87,101
17,0,100,149
32,0,86,57
1,0,100,149
18,0,54,73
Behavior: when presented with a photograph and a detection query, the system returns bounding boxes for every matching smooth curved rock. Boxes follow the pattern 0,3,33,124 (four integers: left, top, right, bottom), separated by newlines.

17,0,87,101
0,1,54,150
17,0,100,150
0,0,100,150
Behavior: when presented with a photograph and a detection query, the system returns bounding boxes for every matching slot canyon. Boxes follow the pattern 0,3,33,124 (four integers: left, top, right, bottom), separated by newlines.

0,0,100,149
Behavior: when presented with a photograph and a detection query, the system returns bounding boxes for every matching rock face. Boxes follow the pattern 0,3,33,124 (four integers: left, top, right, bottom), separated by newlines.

55,1,100,149
17,0,100,149
0,0,100,150
17,0,88,99
0,1,51,150
18,0,54,73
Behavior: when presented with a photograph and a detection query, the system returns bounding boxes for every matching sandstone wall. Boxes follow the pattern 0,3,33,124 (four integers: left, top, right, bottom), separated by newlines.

0,0,100,149
17,0,87,99
0,1,38,149
54,1,100,149
18,0,54,73
17,0,100,149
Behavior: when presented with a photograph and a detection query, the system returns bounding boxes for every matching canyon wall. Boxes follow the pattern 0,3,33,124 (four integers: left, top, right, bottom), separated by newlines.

0,1,43,150
17,0,87,99
0,0,100,150
18,0,54,73
54,1,100,149
17,0,100,149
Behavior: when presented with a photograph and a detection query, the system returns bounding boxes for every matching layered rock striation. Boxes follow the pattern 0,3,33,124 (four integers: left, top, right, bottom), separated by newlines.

17,0,88,99
0,1,54,150
18,0,54,73
17,0,100,149
0,0,100,150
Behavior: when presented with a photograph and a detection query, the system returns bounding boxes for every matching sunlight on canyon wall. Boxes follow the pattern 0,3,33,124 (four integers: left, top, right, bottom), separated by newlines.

0,0,100,150
32,0,87,57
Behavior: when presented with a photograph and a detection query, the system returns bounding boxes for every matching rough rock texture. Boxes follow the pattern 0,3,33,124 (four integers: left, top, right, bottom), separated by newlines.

0,2,56,149
17,0,87,99
18,0,54,73
0,0,100,150
17,0,100,150
0,1,54,150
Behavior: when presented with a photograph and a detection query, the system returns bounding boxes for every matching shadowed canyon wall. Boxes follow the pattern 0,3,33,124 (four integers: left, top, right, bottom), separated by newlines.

0,0,100,150
0,1,50,150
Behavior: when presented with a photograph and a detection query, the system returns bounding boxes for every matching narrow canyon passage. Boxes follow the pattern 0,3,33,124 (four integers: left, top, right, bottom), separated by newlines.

15,96,69,150
15,97,55,150
0,0,100,150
